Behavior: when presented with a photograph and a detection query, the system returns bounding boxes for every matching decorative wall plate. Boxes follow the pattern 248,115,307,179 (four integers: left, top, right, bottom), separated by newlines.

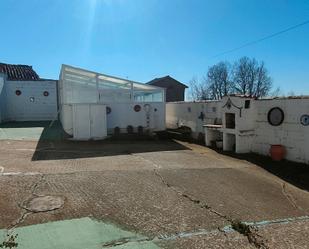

144,104,151,113
300,114,309,126
268,107,284,126
134,104,141,112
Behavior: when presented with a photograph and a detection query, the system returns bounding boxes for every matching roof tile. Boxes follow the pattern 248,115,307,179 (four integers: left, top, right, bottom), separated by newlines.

0,62,40,81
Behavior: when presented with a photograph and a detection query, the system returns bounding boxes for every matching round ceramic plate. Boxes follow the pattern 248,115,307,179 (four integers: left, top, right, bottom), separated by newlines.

300,114,309,126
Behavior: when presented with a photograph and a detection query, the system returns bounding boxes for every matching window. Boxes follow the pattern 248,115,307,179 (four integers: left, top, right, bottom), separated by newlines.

245,100,250,109
225,113,235,129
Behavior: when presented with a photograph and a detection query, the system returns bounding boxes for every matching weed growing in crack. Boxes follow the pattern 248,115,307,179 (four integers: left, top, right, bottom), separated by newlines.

231,220,251,236
231,220,269,249
0,234,18,249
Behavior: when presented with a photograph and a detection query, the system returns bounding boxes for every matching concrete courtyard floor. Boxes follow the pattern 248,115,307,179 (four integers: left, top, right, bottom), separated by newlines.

0,123,309,248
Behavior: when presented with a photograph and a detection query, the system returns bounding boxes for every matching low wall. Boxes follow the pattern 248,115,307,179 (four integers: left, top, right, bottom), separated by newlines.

252,98,309,164
166,101,221,137
1,80,58,122
61,102,165,136
0,74,6,123
167,97,309,164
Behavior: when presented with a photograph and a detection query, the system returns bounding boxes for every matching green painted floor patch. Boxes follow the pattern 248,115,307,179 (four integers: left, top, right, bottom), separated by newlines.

0,121,65,141
0,217,161,249
106,241,161,249
0,127,44,140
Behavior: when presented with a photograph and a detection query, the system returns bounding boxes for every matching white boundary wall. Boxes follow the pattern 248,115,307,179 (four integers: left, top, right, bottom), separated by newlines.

0,76,58,123
61,102,165,135
252,99,309,163
167,97,309,164
166,101,221,138
0,74,5,123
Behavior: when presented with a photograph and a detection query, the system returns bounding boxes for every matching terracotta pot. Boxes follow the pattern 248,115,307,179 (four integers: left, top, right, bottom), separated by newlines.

270,145,286,161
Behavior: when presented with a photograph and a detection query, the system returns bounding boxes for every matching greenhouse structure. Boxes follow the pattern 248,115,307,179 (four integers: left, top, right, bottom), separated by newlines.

58,64,166,140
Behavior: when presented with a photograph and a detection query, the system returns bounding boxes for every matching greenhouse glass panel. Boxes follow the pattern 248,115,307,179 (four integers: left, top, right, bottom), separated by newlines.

133,91,163,102
59,65,164,104
99,90,131,103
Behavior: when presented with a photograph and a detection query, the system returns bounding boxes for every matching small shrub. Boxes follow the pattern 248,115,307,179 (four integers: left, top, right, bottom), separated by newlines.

0,234,18,249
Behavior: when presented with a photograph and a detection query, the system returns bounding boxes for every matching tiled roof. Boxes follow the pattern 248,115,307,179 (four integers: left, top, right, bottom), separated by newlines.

0,62,40,81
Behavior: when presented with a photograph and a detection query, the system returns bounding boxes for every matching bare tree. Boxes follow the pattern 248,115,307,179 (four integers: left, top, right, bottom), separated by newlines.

232,57,272,98
206,61,232,100
188,57,273,100
187,77,209,101
287,90,296,97
269,87,282,98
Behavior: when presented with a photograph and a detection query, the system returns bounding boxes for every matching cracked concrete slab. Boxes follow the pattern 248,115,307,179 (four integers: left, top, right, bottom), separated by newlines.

0,175,40,228
20,171,227,235
158,231,257,249
0,138,309,248
257,219,309,248
155,167,309,222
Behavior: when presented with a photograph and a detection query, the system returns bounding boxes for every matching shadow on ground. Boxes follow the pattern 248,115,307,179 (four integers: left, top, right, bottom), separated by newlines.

29,121,190,161
218,150,309,192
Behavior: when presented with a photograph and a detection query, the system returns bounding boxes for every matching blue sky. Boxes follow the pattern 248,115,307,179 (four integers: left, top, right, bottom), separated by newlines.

0,0,308,95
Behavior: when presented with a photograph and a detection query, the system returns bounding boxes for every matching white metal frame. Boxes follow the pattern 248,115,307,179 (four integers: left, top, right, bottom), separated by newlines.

59,64,166,105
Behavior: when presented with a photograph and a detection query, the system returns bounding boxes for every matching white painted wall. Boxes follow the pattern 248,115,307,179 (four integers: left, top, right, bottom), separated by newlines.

105,102,165,133
252,99,309,164
2,80,58,122
61,102,165,136
221,96,257,132
167,97,309,164
71,104,107,140
0,74,6,123
166,101,221,136
220,96,257,153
